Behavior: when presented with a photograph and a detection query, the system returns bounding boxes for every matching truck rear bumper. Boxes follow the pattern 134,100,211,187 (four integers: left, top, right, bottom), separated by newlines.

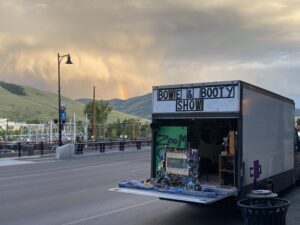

110,186,237,204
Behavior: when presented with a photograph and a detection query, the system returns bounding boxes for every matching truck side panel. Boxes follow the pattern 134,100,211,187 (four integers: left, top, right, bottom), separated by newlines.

242,87,294,191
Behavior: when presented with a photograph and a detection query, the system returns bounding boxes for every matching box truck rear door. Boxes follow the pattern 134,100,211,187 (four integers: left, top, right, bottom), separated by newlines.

110,186,237,204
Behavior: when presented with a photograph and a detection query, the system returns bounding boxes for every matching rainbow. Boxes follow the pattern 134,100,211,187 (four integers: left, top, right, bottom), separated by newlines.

118,82,128,100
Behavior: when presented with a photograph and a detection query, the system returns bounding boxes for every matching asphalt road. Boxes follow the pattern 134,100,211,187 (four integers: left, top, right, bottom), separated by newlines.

0,149,299,225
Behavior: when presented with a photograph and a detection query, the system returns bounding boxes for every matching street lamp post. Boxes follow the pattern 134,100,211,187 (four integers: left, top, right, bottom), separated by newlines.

5,118,8,143
58,53,73,146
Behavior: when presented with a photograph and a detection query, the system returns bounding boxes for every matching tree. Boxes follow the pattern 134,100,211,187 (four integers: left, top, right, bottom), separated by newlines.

120,119,144,139
140,122,151,138
84,101,112,139
0,81,26,96
26,119,40,124
116,118,122,136
75,120,84,142
297,118,300,126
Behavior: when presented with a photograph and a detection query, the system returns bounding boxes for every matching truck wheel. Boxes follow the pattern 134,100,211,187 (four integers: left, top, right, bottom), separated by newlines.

266,179,274,192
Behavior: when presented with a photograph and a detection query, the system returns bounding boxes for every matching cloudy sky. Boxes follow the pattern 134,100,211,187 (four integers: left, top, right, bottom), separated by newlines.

1,0,300,105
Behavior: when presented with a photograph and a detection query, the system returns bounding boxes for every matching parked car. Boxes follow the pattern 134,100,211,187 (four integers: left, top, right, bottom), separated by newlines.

0,149,16,154
49,145,58,151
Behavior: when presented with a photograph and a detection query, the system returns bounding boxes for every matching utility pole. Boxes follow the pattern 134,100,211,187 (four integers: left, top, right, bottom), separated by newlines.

29,125,32,142
103,124,105,140
132,120,135,140
50,120,53,143
5,118,8,142
20,126,23,141
35,127,38,143
45,122,49,144
92,86,96,140
73,112,76,142
84,113,88,141
137,119,140,139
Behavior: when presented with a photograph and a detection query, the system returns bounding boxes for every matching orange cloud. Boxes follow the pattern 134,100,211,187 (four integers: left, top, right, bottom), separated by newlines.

0,0,300,102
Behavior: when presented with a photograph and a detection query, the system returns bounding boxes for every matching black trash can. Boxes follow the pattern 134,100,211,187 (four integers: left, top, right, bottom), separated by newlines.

237,198,291,225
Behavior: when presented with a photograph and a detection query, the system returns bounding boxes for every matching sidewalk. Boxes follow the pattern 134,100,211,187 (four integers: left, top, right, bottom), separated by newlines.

0,146,151,166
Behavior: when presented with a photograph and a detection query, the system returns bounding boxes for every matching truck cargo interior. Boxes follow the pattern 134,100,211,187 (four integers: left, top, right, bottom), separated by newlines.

156,118,238,188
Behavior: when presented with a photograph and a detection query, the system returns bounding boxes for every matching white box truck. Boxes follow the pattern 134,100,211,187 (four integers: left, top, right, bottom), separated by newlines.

113,80,300,204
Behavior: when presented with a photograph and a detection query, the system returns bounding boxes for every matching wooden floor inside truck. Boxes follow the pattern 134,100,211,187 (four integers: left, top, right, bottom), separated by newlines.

198,173,236,188
198,173,219,186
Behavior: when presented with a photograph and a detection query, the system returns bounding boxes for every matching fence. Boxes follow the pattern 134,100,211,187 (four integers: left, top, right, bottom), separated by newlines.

0,139,151,158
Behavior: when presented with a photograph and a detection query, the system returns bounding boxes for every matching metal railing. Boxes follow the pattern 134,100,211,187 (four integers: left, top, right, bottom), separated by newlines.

0,139,151,158
75,140,151,154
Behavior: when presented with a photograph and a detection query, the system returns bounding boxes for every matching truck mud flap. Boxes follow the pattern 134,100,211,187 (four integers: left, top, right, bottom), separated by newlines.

110,186,237,204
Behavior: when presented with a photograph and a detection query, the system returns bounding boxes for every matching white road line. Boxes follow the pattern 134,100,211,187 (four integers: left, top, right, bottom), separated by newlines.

34,160,56,163
0,159,36,167
61,199,158,225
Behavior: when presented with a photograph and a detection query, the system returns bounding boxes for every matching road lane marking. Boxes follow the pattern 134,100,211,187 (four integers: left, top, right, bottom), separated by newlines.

61,199,158,225
0,159,36,167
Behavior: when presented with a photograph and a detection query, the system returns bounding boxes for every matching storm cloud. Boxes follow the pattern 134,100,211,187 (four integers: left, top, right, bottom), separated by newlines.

0,0,300,103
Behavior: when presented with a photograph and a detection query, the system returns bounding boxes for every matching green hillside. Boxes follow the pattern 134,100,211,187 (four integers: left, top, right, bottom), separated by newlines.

0,82,146,123
78,93,152,119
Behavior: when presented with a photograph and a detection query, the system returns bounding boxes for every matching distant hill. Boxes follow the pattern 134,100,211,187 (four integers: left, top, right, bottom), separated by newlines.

0,81,146,123
78,93,152,119
80,94,300,120
0,83,84,122
6,81,299,122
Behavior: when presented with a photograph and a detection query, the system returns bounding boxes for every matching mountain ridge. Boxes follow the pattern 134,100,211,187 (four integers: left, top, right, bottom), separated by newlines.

0,81,146,123
77,93,152,119
2,81,300,121
78,94,300,119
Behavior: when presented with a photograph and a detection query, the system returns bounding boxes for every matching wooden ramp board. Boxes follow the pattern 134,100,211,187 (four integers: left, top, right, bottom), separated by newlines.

110,186,237,204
